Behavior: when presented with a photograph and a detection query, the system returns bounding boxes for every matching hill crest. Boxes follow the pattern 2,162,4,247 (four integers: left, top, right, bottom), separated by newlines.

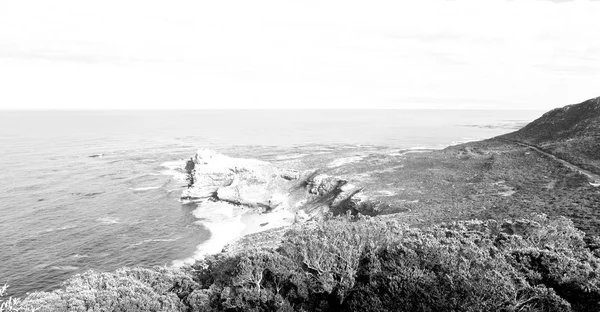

502,96,600,175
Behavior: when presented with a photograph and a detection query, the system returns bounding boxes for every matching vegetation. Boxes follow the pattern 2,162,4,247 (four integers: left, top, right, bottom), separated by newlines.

502,96,600,175
1,285,25,312
9,98,600,311
17,214,600,311
20,267,198,312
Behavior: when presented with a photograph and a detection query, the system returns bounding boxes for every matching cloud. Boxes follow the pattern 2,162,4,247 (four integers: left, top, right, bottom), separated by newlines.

0,0,599,109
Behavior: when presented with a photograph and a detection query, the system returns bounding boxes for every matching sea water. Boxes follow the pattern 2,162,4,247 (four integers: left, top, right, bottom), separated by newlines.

0,109,543,297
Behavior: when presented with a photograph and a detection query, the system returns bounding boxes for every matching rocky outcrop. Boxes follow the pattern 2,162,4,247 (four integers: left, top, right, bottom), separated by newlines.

181,149,364,220
182,149,297,208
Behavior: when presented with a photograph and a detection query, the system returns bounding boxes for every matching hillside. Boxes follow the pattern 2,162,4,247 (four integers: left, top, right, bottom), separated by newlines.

502,97,600,175
6,97,600,312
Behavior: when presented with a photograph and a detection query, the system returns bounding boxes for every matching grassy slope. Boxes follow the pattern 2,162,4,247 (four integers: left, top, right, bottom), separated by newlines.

370,139,600,236
501,97,600,175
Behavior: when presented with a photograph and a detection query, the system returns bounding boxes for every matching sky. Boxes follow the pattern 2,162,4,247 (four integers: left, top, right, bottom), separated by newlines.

0,0,598,110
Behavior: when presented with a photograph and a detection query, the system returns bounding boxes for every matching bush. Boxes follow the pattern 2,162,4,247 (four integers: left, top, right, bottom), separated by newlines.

18,214,600,312
189,215,599,311
21,267,198,312
343,225,572,311
1,285,25,312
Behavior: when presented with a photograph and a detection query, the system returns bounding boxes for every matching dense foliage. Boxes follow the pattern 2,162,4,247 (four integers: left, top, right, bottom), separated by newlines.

18,215,600,311
1,284,24,312
21,267,198,312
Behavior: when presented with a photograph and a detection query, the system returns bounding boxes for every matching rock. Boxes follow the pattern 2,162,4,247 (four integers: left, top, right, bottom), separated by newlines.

182,149,366,216
184,158,195,173
182,149,298,209
294,210,310,223
332,182,361,207
280,169,300,180
306,174,345,196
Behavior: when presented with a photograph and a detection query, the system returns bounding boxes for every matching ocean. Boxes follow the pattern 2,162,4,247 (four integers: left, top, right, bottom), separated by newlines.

0,109,544,297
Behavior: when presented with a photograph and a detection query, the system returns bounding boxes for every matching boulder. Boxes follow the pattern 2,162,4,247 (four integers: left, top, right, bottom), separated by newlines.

181,149,297,208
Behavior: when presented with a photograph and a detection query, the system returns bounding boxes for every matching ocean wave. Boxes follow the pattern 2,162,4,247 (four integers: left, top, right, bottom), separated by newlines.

172,201,246,267
160,160,188,181
43,225,76,233
160,160,184,170
274,154,308,160
450,138,479,145
130,186,162,191
130,237,181,247
172,201,296,267
51,266,79,271
71,192,104,198
327,156,364,168
97,217,119,224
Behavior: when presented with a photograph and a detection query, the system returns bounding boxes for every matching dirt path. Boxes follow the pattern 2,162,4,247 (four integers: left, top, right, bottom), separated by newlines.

506,140,600,186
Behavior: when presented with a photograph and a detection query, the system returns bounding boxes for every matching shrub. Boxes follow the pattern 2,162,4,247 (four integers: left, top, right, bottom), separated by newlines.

17,214,600,312
21,267,198,312
1,285,25,312
279,217,406,308
342,226,571,311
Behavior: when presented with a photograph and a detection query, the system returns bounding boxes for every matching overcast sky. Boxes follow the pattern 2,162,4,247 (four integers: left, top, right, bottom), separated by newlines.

0,0,598,110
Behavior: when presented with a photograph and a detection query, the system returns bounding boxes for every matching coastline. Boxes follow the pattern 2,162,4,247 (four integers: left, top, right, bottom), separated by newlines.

170,137,531,266
172,200,296,267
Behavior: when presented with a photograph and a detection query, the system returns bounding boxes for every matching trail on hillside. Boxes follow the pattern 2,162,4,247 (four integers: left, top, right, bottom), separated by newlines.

505,140,600,186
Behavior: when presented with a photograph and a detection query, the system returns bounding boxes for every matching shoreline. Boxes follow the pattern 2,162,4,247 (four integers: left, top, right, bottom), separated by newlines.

172,201,296,267
170,139,508,267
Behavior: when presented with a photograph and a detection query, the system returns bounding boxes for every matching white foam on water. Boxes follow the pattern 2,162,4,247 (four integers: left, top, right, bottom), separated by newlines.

240,208,295,237
160,160,188,181
43,225,75,233
130,237,181,247
450,138,479,145
172,201,246,267
130,186,162,191
274,154,308,160
51,266,79,271
172,200,296,267
327,156,364,168
97,217,120,224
